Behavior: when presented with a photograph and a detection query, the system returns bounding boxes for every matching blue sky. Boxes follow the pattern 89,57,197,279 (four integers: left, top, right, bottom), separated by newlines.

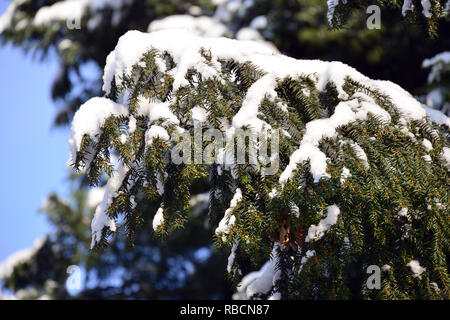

0,3,70,261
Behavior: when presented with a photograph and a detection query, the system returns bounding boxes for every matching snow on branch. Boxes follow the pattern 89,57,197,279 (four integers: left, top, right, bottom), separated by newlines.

0,237,46,280
69,30,450,290
100,30,433,184
0,0,133,34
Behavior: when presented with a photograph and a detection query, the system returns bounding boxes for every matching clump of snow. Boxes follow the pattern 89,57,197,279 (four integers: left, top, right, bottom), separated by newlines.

268,292,281,300
212,0,228,5
428,91,445,109
147,13,276,53
128,116,137,134
148,15,230,38
398,207,409,218
234,28,278,52
145,125,170,145
69,97,128,164
382,264,391,271
232,74,277,132
423,52,450,83
137,99,179,125
102,30,279,95
191,106,208,123
291,203,300,218
129,195,137,209
430,282,440,291
188,5,203,16
32,0,131,27
407,260,426,279
421,51,450,117
280,85,395,181
423,154,432,162
156,172,167,196
441,147,450,169
351,92,392,123
305,205,340,242
249,16,267,30
152,206,164,231
0,237,46,279
374,80,426,120
280,101,356,183
58,39,73,51
235,27,261,41
299,250,316,273
268,188,279,199
349,141,370,169
119,133,127,144
232,271,260,300
0,291,18,300
421,0,432,18
422,105,450,128
90,163,129,248
245,245,279,299
402,0,414,16
422,139,433,151
445,1,450,15
227,242,239,273
343,236,351,249
33,0,89,26
213,0,252,24
232,245,282,300
340,167,351,184
87,186,106,208
216,188,242,242
189,192,210,207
